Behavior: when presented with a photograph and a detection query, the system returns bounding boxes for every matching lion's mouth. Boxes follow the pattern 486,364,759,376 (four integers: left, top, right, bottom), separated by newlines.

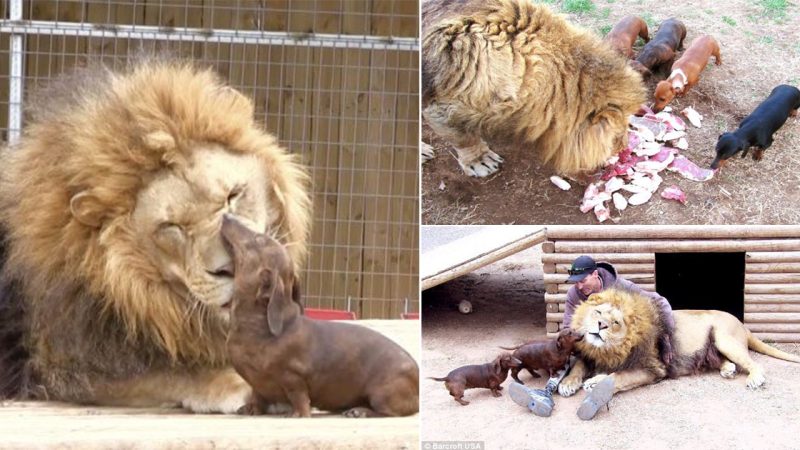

589,332,604,342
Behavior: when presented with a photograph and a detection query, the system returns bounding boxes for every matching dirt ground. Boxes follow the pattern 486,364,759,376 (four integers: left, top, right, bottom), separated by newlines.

421,0,800,225
421,245,800,449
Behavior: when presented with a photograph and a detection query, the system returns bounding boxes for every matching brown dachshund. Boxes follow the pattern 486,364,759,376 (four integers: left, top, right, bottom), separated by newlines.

604,15,649,59
428,354,522,406
630,18,686,76
501,329,583,383
653,35,722,111
222,214,419,418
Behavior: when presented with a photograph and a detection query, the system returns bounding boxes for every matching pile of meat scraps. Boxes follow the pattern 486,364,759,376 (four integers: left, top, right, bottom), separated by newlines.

577,107,714,222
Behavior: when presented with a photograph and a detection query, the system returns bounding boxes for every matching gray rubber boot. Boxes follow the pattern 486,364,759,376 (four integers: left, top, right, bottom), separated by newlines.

577,376,615,420
508,381,555,417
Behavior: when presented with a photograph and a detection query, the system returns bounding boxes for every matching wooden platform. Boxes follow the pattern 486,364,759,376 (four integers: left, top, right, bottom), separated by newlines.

420,226,545,290
0,320,420,450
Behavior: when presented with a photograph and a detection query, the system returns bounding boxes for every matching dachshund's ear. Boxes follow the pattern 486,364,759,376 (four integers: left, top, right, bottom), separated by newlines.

492,357,502,373
292,277,304,315
266,276,297,336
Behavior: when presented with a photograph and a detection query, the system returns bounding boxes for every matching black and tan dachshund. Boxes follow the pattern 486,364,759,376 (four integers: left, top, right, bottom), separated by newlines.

711,85,800,170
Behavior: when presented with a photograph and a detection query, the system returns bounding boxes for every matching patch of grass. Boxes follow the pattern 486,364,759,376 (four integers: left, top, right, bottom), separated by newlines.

563,0,595,14
760,0,788,19
759,35,774,44
598,24,612,36
535,0,558,4
704,9,714,15
595,6,611,19
641,12,657,28
722,16,737,26
606,0,615,3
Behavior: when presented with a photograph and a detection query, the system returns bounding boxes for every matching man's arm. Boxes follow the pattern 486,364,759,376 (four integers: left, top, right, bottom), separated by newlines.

562,287,582,329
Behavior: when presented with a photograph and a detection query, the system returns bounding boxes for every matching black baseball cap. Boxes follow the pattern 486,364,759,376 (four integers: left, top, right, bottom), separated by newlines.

567,255,597,283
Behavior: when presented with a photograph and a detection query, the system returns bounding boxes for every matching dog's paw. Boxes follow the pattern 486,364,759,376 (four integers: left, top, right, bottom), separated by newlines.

582,374,609,392
719,361,737,379
343,407,372,418
746,371,766,390
458,150,504,177
421,141,435,163
558,377,582,397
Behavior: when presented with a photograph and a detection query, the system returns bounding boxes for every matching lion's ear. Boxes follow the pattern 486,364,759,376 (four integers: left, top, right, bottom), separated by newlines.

70,191,106,228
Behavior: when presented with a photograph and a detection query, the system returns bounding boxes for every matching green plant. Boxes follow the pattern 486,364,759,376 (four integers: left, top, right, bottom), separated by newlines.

563,0,595,14
760,0,788,18
722,16,737,26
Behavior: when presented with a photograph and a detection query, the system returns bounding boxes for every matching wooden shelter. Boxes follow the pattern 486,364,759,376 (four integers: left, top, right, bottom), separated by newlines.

543,226,800,343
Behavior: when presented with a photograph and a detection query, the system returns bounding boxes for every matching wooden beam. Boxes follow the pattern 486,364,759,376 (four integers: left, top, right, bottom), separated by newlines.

544,273,654,284
421,229,546,290
546,322,560,333
542,253,654,264
745,273,800,284
545,293,567,303
746,252,800,263
745,295,800,304
745,284,800,295
746,323,800,333
745,313,800,323
554,263,654,274
542,241,555,253
543,262,556,274
555,240,800,253
745,304,800,313
546,312,564,322
746,262,800,273
546,225,800,240
751,333,800,343
557,283,656,294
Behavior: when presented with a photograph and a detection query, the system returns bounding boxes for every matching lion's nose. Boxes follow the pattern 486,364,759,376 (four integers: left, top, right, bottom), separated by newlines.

598,322,608,331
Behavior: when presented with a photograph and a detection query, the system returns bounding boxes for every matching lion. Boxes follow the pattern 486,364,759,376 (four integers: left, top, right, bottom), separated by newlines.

421,0,646,178
558,288,800,420
0,57,311,413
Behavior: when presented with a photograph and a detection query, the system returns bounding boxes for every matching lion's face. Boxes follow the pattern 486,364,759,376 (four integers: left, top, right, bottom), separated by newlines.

130,144,276,318
577,300,628,349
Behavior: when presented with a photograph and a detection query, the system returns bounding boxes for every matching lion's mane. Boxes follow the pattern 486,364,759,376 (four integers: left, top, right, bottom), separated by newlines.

0,58,310,399
572,288,667,377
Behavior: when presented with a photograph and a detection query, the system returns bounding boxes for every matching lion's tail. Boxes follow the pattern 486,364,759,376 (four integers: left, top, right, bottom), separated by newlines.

747,333,800,363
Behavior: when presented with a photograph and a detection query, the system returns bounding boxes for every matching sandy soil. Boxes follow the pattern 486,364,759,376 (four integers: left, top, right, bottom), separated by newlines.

422,0,800,225
421,245,800,449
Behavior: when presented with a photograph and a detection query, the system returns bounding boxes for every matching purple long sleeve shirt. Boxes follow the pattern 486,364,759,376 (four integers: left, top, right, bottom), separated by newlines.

562,262,675,331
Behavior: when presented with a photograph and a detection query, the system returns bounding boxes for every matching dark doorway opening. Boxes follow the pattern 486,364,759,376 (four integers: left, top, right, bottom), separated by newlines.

655,252,745,321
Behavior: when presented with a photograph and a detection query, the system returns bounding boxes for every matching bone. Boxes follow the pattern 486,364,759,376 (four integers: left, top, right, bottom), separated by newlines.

612,192,628,211
628,191,652,206
681,106,703,128
667,155,715,181
550,175,572,191
594,202,610,222
661,185,687,204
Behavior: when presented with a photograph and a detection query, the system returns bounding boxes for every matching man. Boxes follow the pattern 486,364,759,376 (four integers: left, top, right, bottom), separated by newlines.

563,255,675,337
509,255,675,419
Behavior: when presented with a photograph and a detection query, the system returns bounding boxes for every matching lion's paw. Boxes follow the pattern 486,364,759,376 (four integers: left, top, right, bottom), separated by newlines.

421,142,435,163
746,371,766,390
582,374,609,392
458,150,504,177
558,377,582,397
719,361,737,379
